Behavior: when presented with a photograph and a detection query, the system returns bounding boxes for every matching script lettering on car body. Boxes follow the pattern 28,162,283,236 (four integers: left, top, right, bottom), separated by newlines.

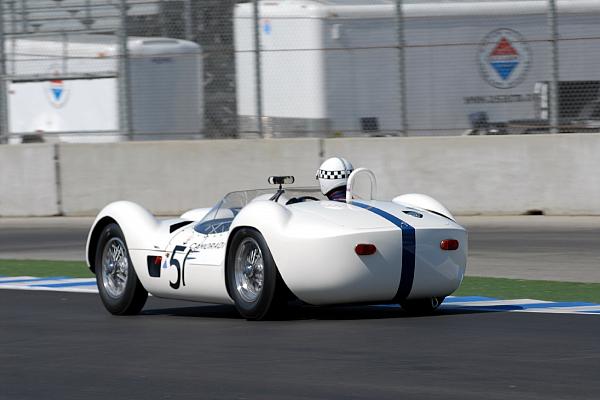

189,241,225,251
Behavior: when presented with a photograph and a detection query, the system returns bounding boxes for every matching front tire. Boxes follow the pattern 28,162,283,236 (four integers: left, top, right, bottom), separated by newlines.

400,297,445,315
226,228,286,320
95,223,148,315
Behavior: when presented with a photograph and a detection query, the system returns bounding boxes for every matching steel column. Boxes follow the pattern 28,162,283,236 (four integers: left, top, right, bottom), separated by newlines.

396,0,408,136
252,0,263,137
547,0,560,134
118,0,133,140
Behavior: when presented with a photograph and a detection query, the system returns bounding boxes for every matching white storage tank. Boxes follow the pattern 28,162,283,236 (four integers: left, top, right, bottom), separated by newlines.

7,35,204,142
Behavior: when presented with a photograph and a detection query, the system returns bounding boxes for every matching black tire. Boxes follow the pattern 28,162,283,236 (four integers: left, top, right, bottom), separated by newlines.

94,223,148,315
400,296,445,315
226,228,287,320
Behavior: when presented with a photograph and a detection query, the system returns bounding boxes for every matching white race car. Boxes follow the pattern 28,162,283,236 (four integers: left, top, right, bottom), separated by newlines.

86,168,467,320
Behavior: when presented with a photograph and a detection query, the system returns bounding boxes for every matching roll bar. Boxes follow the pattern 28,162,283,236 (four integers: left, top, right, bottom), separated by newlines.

346,168,378,203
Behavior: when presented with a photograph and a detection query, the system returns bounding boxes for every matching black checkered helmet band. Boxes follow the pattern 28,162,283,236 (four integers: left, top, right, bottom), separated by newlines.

316,169,353,180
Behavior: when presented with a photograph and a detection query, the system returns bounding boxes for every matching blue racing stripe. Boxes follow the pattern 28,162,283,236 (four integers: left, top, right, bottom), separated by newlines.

351,201,416,300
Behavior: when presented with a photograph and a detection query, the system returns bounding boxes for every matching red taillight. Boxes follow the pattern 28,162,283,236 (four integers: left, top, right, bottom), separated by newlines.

440,239,459,251
355,244,377,255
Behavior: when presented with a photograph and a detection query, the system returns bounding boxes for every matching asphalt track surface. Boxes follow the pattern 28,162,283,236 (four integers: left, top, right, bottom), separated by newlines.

0,217,91,261
1,289,599,400
2,217,600,399
1,216,600,282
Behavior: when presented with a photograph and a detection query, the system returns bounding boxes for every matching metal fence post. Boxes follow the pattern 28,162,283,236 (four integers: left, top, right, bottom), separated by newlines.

8,0,14,74
20,0,26,33
395,0,408,136
118,0,133,140
183,0,193,41
0,0,10,144
253,0,264,138
547,0,559,134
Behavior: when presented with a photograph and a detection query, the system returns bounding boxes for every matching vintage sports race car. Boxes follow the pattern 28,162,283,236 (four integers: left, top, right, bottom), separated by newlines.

86,168,467,320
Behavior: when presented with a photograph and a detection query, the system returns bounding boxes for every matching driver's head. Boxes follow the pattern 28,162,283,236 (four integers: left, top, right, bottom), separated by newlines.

316,157,354,198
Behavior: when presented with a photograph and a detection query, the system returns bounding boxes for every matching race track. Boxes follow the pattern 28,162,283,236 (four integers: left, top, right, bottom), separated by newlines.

1,289,599,400
1,216,600,399
0,217,91,261
2,216,600,281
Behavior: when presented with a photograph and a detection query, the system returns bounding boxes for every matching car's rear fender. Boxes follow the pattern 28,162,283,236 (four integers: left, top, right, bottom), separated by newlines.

392,194,455,222
227,200,397,304
225,200,293,294
229,199,467,305
409,227,468,299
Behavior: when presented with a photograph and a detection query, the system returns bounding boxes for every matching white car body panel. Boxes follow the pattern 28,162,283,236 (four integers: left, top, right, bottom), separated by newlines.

87,187,467,307
392,193,456,222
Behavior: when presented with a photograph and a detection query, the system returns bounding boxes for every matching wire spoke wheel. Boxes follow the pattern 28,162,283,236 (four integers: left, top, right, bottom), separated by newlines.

226,228,289,320
234,237,265,303
101,237,129,298
94,223,147,315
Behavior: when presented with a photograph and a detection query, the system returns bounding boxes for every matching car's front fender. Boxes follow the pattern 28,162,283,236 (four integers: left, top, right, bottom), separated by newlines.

86,201,160,271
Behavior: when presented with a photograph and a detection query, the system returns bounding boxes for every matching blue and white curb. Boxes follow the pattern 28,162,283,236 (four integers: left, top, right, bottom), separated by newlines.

380,296,600,315
0,276,97,294
2,276,600,315
442,296,600,315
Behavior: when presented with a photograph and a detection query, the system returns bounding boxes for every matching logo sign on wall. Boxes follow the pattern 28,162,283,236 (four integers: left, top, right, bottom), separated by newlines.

261,18,272,35
46,79,69,108
478,28,531,89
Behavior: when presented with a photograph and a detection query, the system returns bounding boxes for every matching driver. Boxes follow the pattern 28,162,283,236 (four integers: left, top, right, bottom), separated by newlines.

316,157,354,201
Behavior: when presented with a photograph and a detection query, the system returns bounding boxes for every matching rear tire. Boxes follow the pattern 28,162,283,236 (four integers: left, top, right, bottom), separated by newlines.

400,296,445,315
95,223,148,315
226,228,286,320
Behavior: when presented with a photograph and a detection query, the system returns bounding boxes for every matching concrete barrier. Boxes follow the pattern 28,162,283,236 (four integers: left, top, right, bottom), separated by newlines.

0,144,59,217
2,134,600,216
58,139,321,216
324,134,600,215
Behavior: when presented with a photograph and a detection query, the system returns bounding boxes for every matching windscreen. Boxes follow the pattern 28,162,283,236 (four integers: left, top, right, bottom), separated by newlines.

194,187,325,234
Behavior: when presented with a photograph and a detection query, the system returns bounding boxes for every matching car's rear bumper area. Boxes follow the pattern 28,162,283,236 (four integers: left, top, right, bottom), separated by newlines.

270,227,467,306
408,228,468,300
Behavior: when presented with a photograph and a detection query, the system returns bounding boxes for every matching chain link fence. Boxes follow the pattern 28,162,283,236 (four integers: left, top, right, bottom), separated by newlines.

0,0,599,143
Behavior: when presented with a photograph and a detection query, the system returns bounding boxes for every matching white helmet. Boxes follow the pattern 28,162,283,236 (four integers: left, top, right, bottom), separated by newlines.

316,157,354,196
